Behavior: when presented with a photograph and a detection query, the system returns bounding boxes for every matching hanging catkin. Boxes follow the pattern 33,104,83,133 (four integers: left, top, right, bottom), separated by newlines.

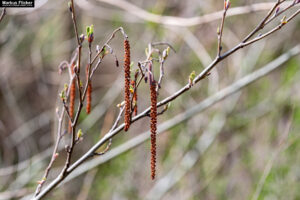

150,80,157,180
124,39,131,131
69,63,76,133
86,64,92,114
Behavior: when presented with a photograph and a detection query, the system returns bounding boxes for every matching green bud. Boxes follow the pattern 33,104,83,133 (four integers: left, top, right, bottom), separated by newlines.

281,16,287,24
86,26,90,36
90,24,94,34
59,90,65,100
77,129,82,138
189,71,196,81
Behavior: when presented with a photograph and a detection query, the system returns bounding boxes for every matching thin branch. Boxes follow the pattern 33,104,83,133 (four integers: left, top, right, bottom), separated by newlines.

217,7,228,57
242,0,282,42
0,8,6,23
94,106,125,156
251,111,293,200
90,27,127,66
264,0,294,26
151,42,176,53
34,65,76,196
93,0,297,27
70,0,80,45
61,44,300,185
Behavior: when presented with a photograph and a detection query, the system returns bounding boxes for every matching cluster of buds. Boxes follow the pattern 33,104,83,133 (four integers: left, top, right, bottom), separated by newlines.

224,0,231,10
86,25,94,44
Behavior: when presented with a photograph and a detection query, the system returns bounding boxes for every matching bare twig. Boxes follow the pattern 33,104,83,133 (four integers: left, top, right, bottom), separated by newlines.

243,0,283,42
94,106,125,156
0,8,6,23
217,4,229,57
251,111,293,200
93,0,297,27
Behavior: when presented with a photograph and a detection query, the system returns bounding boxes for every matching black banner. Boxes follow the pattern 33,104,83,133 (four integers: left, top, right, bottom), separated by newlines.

0,0,34,7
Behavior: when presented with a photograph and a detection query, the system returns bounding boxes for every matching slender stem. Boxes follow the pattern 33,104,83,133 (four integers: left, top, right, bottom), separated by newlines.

70,0,80,45
0,8,6,23
242,0,282,42
217,9,227,57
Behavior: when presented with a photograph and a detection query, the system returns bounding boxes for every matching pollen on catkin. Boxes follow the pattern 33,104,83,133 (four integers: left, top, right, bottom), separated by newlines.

86,64,92,114
124,39,131,132
69,63,76,134
150,80,157,180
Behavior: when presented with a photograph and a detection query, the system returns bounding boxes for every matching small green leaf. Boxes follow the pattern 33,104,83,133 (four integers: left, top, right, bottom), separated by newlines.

86,26,90,36
77,129,82,138
189,71,196,81
59,90,65,100
90,24,94,34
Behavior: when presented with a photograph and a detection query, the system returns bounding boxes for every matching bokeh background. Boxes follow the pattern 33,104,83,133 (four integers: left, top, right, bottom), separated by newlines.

0,0,300,199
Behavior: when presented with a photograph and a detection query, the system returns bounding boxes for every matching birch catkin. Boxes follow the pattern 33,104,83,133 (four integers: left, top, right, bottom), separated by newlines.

124,39,131,132
69,63,76,133
150,80,157,180
86,64,92,114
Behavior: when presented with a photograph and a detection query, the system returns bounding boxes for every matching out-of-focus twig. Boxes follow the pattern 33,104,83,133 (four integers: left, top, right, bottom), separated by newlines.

0,8,6,23
76,169,98,200
251,111,293,200
93,0,298,27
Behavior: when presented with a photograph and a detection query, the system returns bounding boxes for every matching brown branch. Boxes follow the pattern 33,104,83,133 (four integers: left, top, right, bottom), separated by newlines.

32,4,300,200
217,9,227,57
0,8,6,23
242,0,283,42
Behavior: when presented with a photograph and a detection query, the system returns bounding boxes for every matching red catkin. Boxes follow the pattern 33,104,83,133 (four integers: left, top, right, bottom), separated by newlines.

86,64,92,114
124,39,131,132
150,80,157,180
69,63,76,134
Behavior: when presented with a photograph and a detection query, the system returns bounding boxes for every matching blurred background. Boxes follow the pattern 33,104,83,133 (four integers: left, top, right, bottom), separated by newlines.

0,0,300,199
